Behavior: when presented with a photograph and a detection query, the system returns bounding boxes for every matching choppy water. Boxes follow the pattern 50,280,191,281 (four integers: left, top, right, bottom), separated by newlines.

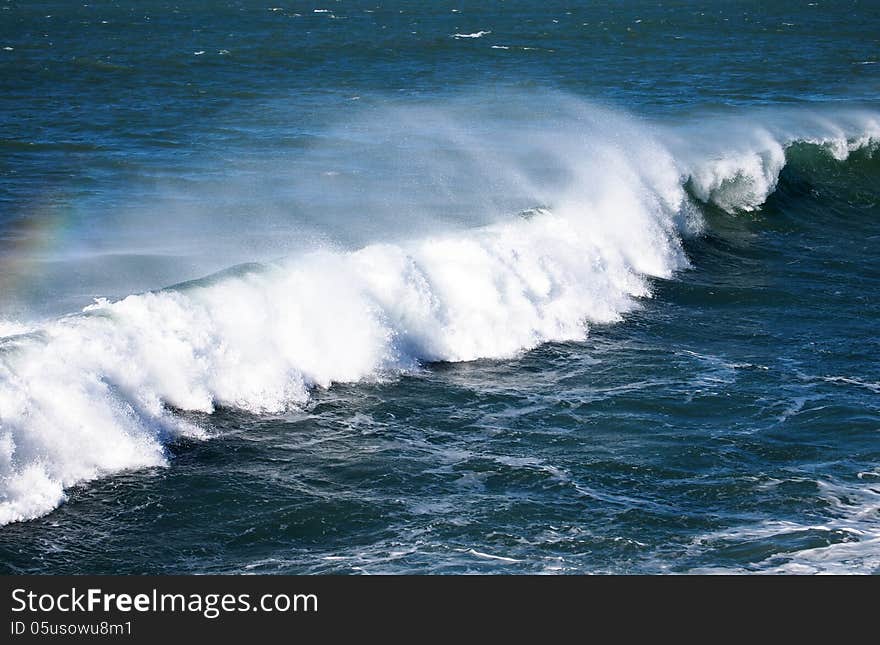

1,1,879,574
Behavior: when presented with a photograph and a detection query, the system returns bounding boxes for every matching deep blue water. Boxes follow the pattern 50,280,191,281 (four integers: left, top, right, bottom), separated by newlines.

0,1,879,573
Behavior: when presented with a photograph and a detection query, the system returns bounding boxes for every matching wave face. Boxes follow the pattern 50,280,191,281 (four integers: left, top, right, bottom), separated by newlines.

1,94,878,525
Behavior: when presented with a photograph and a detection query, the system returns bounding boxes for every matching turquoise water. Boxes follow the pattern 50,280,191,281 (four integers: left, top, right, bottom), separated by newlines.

0,1,879,573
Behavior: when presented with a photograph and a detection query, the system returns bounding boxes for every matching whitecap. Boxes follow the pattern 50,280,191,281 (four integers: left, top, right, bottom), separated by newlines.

452,30,491,39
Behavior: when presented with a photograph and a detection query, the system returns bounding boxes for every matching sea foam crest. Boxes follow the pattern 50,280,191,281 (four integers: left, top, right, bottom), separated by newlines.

0,205,684,523
0,116,690,524
674,109,880,212
1,97,878,524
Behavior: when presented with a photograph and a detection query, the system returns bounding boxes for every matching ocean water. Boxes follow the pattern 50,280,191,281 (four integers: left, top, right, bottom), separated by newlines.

0,1,879,574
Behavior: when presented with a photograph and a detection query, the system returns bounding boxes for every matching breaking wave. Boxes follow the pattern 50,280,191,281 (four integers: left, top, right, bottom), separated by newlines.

1,93,878,524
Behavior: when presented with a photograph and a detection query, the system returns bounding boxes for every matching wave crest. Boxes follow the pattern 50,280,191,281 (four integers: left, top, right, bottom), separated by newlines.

1,94,878,523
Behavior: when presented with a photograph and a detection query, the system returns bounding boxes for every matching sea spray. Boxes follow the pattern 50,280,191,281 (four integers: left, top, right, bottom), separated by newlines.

1,94,878,525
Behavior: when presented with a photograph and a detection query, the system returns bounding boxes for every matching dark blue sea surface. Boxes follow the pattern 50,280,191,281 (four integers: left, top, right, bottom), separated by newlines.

0,1,878,573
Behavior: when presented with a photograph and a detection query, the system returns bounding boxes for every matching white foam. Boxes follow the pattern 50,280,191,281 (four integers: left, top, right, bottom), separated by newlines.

461,548,523,563
0,196,687,521
686,132,787,212
0,321,33,338
2,96,879,525
670,109,880,212
689,478,880,574
821,375,880,394
452,30,491,39
0,109,691,523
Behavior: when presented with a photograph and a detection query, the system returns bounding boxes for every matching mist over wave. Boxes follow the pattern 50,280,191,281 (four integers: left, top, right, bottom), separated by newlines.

1,92,878,525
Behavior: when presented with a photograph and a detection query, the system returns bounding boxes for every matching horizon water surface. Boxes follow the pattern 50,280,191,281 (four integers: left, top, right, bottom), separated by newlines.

1,1,879,574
